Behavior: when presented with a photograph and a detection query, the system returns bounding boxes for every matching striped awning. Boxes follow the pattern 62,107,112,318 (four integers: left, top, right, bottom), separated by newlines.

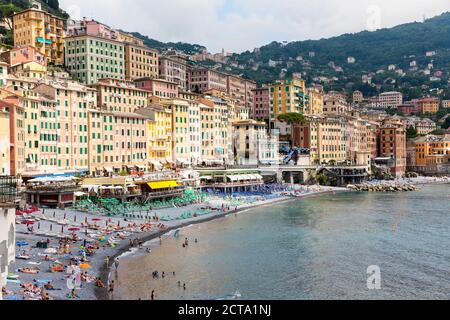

147,181,181,189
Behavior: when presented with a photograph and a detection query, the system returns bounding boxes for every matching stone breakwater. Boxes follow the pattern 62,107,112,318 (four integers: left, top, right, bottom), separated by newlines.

347,183,419,192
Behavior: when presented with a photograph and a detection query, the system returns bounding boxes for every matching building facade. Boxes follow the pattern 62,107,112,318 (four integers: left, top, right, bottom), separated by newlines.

64,35,125,85
12,7,65,65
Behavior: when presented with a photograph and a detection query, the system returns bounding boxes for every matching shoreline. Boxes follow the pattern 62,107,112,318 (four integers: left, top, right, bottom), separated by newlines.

7,177,447,301
99,187,349,301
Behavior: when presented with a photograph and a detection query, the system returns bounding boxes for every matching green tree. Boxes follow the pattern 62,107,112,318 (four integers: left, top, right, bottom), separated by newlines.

406,127,418,139
0,3,21,30
442,116,450,129
277,113,307,124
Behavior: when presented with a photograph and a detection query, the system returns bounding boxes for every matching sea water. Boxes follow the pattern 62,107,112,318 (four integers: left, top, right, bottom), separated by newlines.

115,184,450,300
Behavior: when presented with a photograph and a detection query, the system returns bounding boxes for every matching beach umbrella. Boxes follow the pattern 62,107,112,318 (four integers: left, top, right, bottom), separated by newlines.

38,222,41,230
74,216,77,223
79,263,91,269
16,241,29,247
16,211,24,216
53,212,56,218
92,218,102,222
22,220,34,225
44,248,57,254
68,228,80,232
64,213,67,219
61,225,64,233
50,224,53,231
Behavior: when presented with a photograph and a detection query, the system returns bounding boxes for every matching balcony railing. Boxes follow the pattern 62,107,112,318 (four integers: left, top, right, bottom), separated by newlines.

0,176,21,205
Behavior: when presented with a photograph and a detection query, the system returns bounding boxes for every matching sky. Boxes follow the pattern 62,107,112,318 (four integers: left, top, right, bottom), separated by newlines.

59,0,450,53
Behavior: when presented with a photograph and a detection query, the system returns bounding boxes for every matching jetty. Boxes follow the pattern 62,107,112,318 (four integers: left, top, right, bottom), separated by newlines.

347,183,419,192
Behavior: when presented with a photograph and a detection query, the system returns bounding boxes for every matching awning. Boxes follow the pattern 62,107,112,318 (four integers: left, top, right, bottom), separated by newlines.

104,167,113,173
177,158,187,164
233,175,244,181
149,160,162,167
166,158,174,164
241,175,252,180
228,175,239,181
254,174,263,180
74,192,87,197
147,181,181,189
200,176,212,180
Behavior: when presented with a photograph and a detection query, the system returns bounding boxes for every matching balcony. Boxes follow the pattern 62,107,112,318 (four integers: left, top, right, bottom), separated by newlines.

0,176,21,206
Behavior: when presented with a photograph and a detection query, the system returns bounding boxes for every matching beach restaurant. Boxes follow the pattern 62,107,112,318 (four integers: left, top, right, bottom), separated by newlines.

24,176,81,208
79,176,184,202
197,168,264,193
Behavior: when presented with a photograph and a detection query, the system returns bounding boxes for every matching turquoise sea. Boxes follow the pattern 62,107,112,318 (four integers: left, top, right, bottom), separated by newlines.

115,184,450,300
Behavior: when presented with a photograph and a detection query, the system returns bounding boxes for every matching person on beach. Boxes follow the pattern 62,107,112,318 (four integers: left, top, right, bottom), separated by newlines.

105,256,110,268
108,280,115,297
114,258,120,270
183,283,186,290
95,278,105,288
151,290,155,300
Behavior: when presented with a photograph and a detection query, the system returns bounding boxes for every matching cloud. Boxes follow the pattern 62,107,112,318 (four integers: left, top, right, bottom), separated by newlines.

59,0,450,53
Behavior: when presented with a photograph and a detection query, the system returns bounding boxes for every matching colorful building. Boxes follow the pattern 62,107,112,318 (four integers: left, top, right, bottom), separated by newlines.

134,78,178,99
124,44,159,80
415,97,440,115
12,7,65,65
135,104,173,169
188,67,228,93
87,109,148,175
159,56,188,91
269,76,307,135
252,87,270,121
89,78,149,113
305,86,324,115
407,134,450,175
377,119,407,177
64,35,125,84
0,107,10,175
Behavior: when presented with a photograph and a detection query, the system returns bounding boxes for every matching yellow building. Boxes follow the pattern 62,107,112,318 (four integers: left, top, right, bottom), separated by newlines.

305,86,324,115
160,99,190,166
269,76,306,136
136,104,173,169
12,7,66,65
293,115,349,165
0,107,10,175
124,44,159,80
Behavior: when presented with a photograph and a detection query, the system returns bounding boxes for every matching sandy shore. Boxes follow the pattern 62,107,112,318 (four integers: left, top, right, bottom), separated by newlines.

6,178,447,301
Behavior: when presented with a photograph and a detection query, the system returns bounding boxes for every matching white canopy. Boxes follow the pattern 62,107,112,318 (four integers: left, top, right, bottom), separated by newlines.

166,158,174,164
104,167,113,173
74,192,87,197
149,160,162,167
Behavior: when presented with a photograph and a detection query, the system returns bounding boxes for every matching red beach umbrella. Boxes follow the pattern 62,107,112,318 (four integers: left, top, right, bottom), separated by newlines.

16,211,24,216
22,220,35,225
68,227,80,232
92,218,102,222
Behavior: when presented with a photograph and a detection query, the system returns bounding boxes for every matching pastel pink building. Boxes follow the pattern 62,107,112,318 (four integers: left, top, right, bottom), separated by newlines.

0,46,46,68
134,77,178,99
66,18,119,40
252,87,269,121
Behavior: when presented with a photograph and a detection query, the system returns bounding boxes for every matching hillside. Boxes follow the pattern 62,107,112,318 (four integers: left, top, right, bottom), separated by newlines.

131,31,206,55
199,12,450,100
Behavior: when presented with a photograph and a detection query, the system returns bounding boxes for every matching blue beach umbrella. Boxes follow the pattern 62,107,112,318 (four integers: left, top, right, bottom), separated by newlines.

16,241,29,247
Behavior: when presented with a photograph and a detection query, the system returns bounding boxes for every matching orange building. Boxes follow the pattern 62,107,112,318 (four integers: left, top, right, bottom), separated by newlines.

407,134,450,174
378,119,406,177
415,97,440,115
